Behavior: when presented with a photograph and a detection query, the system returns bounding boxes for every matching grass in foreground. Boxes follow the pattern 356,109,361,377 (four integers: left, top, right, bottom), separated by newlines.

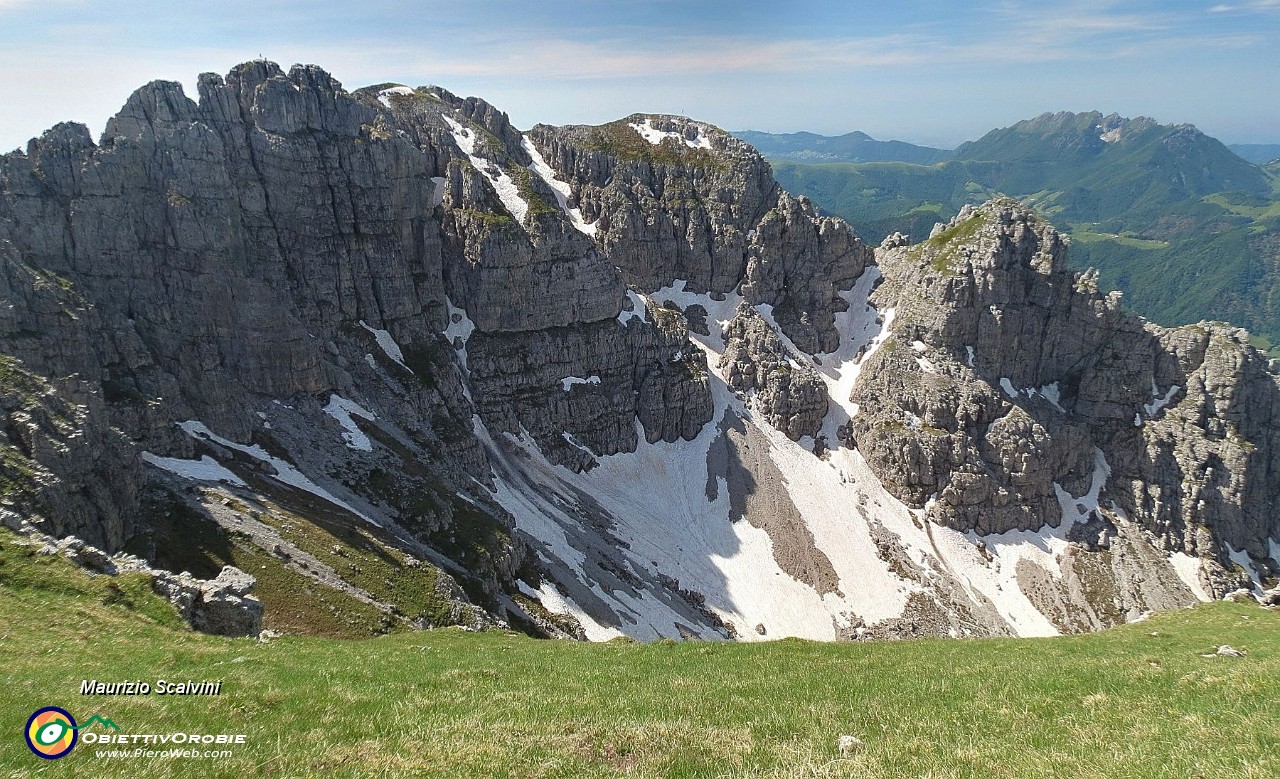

1,528,1277,778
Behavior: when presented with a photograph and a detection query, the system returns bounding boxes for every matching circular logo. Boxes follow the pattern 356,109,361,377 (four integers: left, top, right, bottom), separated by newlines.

25,707,77,760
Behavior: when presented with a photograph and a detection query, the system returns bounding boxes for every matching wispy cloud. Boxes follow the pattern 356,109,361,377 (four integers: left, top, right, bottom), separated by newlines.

0,1,1276,150
1209,0,1280,11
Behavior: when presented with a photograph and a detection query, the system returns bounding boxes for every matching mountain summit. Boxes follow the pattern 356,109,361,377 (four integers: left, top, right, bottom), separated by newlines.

953,110,1270,219
1,62,1275,641
768,111,1280,353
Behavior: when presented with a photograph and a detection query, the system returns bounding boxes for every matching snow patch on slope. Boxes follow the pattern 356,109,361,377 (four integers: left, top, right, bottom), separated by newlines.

618,289,650,325
1169,553,1211,602
442,114,529,224
323,394,376,452
521,135,598,236
1143,381,1180,417
646,279,742,352
377,85,413,108
813,266,894,436
1226,543,1262,588
141,453,246,486
629,118,713,149
560,375,601,392
1000,378,1066,411
519,580,622,641
177,421,379,525
359,321,407,370
444,298,476,346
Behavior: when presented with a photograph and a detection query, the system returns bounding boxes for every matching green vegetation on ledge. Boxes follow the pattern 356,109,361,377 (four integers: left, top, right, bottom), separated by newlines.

919,212,985,275
587,119,719,169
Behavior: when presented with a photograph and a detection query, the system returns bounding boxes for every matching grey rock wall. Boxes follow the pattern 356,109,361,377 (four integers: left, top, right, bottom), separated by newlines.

2,61,1275,640
851,199,1280,580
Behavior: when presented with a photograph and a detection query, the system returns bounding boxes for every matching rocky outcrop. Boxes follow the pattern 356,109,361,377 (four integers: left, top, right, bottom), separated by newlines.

153,565,263,637
720,304,828,440
850,199,1280,582
1,512,262,637
528,117,874,353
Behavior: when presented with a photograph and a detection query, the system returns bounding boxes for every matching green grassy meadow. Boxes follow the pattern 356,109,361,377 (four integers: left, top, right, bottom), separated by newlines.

2,527,1277,778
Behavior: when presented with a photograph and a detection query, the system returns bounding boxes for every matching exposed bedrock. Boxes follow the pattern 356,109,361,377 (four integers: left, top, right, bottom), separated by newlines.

2,60,1276,643
851,199,1280,574
720,303,829,441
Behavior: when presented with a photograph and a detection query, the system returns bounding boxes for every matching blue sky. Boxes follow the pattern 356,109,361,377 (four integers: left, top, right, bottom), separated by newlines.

0,0,1277,151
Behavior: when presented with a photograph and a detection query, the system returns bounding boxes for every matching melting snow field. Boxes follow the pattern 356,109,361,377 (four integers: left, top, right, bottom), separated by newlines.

472,271,1212,642
546,379,912,641
485,273,932,641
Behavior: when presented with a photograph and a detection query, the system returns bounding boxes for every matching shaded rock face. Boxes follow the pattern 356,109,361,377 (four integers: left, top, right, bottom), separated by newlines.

851,200,1280,574
0,61,841,632
466,312,712,471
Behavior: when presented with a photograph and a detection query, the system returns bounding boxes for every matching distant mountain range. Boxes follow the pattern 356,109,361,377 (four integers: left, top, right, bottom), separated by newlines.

738,112,1280,353
736,126,1280,167
1229,144,1280,164
732,130,949,165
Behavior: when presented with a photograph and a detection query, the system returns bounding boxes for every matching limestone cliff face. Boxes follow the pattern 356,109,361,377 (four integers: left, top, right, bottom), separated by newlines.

0,62,853,633
720,304,828,441
852,200,1280,589
0,62,1275,641
528,117,873,353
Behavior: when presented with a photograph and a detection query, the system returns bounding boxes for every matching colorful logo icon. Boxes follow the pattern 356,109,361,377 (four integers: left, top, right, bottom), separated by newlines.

24,707,78,759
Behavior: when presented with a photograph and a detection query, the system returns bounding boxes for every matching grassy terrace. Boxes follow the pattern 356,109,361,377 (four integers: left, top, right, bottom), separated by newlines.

1,528,1276,778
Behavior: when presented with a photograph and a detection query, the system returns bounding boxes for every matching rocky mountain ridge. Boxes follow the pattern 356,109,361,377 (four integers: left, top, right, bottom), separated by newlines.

0,61,1275,641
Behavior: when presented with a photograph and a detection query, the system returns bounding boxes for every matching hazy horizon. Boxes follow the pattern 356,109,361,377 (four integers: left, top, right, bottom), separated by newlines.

1,0,1278,153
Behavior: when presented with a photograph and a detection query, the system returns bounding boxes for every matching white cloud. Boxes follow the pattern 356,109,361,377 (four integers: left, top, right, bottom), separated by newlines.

1209,0,1280,10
